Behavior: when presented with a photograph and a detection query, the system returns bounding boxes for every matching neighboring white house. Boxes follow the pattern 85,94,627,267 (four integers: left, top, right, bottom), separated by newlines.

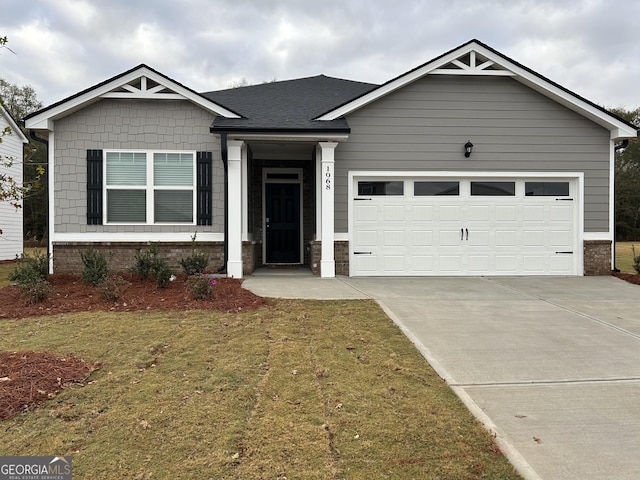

0,104,28,260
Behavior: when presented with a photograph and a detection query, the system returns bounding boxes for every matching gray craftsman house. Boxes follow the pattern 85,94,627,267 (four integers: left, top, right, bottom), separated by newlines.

24,40,638,277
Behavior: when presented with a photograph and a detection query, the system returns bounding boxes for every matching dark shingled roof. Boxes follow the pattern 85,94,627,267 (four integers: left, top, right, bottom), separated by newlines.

202,75,378,134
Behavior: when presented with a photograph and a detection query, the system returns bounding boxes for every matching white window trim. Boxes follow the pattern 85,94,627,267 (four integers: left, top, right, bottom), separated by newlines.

103,149,197,225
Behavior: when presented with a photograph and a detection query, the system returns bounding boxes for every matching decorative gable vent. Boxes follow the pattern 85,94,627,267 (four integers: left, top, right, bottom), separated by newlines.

100,75,185,100
431,50,514,76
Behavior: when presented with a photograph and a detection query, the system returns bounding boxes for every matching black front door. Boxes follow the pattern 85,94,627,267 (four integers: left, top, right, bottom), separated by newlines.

265,183,301,263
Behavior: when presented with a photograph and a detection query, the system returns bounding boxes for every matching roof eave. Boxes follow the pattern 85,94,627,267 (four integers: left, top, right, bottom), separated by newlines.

1,105,29,144
211,125,350,142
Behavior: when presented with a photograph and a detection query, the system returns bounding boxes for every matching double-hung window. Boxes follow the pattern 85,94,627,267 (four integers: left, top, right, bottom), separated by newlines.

105,151,195,224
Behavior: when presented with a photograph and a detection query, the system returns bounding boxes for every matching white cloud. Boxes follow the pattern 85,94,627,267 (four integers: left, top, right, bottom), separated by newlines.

1,0,639,109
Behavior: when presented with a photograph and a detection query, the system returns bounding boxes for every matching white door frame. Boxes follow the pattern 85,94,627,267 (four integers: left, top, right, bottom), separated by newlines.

262,168,304,265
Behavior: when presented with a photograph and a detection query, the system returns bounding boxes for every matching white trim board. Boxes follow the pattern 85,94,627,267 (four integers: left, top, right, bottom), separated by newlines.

52,232,224,243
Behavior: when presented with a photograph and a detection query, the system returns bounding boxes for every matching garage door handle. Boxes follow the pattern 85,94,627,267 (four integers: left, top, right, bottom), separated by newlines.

354,251,372,255
555,251,573,254
466,228,469,241
461,228,464,240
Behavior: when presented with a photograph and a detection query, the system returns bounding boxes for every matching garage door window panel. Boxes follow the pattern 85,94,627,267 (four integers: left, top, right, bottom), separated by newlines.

414,181,459,196
471,181,515,196
525,182,570,196
358,181,404,196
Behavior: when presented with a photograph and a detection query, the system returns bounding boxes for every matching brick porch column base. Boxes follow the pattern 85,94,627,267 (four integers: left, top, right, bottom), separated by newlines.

583,240,612,276
310,240,349,276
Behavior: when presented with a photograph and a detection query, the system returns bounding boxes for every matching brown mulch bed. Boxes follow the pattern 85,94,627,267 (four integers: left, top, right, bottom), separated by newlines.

0,274,269,421
613,271,640,285
0,274,269,320
0,351,101,420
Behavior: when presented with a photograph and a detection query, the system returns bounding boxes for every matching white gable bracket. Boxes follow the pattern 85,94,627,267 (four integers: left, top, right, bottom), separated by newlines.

101,75,185,100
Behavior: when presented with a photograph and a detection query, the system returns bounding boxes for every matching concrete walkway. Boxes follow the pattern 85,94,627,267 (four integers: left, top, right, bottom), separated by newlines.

243,274,640,480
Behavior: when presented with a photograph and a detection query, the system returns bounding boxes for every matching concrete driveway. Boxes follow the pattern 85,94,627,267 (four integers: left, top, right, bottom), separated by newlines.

243,274,640,480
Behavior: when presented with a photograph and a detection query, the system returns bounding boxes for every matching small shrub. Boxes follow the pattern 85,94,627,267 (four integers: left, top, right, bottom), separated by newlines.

80,248,109,286
99,274,131,302
19,278,53,305
131,243,174,288
8,250,49,285
132,244,158,281
632,245,640,274
180,233,209,275
186,275,217,300
152,259,173,289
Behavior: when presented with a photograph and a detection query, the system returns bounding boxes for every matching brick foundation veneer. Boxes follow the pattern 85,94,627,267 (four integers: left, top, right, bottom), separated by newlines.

242,241,259,275
59,240,609,277
583,240,612,276
309,240,349,276
52,242,256,275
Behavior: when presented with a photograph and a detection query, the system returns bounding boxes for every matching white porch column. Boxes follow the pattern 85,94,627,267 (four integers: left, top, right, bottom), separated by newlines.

227,140,245,278
319,141,338,278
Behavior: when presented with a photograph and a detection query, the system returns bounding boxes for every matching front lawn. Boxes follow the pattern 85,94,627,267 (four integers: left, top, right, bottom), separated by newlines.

616,241,639,273
0,301,521,479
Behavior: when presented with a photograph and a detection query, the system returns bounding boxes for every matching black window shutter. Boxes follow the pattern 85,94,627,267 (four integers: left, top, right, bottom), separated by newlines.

87,149,103,225
196,151,213,226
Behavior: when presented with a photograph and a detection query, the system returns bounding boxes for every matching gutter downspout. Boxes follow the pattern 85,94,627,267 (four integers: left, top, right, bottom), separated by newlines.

27,130,50,263
217,133,229,273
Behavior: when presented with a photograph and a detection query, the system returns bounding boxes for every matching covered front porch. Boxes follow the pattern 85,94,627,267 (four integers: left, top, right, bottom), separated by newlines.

225,137,342,278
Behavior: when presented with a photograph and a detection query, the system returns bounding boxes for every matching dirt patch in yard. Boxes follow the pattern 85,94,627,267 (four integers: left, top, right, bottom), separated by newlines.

0,274,268,319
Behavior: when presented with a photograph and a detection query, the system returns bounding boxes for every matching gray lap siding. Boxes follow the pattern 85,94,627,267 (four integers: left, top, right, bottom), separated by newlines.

54,99,224,234
335,75,610,234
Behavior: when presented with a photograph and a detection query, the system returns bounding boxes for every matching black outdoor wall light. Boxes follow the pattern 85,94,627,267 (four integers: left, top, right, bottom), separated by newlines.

464,141,474,158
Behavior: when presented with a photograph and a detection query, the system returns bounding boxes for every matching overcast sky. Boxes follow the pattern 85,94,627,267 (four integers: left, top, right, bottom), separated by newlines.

1,0,639,112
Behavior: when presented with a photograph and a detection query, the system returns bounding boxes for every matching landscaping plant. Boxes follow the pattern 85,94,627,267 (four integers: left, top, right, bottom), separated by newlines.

186,275,216,300
7,250,52,304
632,245,640,273
132,243,174,288
80,248,109,286
180,232,209,275
99,274,131,302
8,250,48,285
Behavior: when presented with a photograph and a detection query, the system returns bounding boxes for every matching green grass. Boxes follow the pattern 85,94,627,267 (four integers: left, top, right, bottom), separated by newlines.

0,301,521,479
616,241,639,273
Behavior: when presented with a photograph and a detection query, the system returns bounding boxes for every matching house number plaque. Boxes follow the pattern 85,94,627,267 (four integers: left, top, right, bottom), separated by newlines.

325,166,332,190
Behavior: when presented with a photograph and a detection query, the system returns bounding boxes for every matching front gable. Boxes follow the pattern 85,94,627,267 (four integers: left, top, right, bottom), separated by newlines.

24,64,241,131
317,39,637,140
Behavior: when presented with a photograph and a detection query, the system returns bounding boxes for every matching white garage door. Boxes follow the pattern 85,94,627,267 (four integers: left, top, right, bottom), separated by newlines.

351,177,577,276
